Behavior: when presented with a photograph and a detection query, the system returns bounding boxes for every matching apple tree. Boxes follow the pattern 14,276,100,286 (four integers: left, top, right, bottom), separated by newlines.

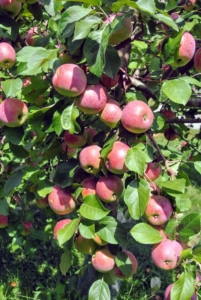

1,0,201,299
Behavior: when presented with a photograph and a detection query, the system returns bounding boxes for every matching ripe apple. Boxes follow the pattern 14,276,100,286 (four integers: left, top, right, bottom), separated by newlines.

53,219,71,240
121,100,154,134
21,221,33,236
181,141,188,147
104,13,132,45
48,185,76,215
96,175,123,202
36,196,49,209
63,130,87,148
0,0,21,18
161,109,176,119
104,141,130,174
194,48,201,72
74,234,97,255
161,13,180,31
151,239,182,270
0,215,8,228
183,0,197,11
76,84,107,114
113,250,138,279
164,127,178,141
25,27,39,46
52,64,87,97
0,98,29,127
93,233,108,246
85,127,98,145
61,142,77,157
79,145,102,174
99,98,122,128
144,195,173,225
144,162,162,182
169,32,196,68
81,177,97,198
100,73,119,88
164,283,197,300
91,248,115,273
0,42,16,69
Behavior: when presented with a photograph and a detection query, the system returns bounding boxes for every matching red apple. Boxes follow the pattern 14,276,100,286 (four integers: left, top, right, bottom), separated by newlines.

169,32,196,68
151,239,182,270
76,84,107,114
144,162,162,182
161,109,176,119
53,219,71,240
63,130,87,148
81,177,97,198
25,27,39,46
74,234,97,254
61,143,77,157
144,195,173,225
96,175,123,202
0,98,28,127
36,196,49,209
113,250,138,279
48,185,76,215
99,98,122,128
164,283,197,300
93,233,108,246
0,0,21,18
0,42,16,69
79,145,102,174
181,141,188,147
194,48,201,72
183,0,197,11
164,127,178,141
0,215,8,228
104,141,130,174
121,100,154,134
21,221,33,236
52,64,87,97
100,73,119,88
85,127,98,145
92,248,115,273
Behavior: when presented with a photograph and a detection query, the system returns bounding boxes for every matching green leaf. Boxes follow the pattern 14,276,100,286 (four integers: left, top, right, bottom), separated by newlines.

61,104,81,133
154,13,179,31
0,15,19,41
17,46,39,63
43,0,60,16
80,194,110,220
124,179,150,220
175,194,191,212
88,279,110,300
83,27,109,77
37,180,54,198
4,171,23,196
162,79,191,105
159,179,186,193
0,199,9,216
104,46,121,79
179,213,201,233
130,223,163,244
115,251,132,277
135,0,156,15
125,148,147,176
1,79,22,98
4,127,24,145
181,76,201,88
152,113,165,131
59,250,72,276
161,30,184,65
66,0,101,4
28,104,55,123
53,160,79,188
194,161,201,174
73,15,101,41
79,219,95,239
27,48,58,74
9,143,29,159
179,248,193,261
52,111,63,136
171,272,195,300
57,218,80,246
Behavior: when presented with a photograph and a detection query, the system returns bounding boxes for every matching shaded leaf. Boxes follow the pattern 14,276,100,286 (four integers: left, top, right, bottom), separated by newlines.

59,250,72,276
80,194,110,220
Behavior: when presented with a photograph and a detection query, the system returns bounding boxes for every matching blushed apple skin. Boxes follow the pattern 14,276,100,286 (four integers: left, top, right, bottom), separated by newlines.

0,42,16,69
81,176,97,198
62,143,77,157
25,27,38,46
144,195,173,226
48,185,76,215
36,196,49,209
113,250,138,279
0,98,28,127
79,145,102,174
0,0,21,18
194,48,201,72
169,32,196,68
91,248,115,273
100,73,119,88
144,162,162,182
63,130,87,148
52,64,87,97
53,219,71,240
105,141,130,175
76,84,107,114
21,221,33,235
0,215,8,228
164,283,197,300
74,234,97,255
121,100,154,134
96,175,123,202
99,98,122,128
161,109,176,119
151,239,183,270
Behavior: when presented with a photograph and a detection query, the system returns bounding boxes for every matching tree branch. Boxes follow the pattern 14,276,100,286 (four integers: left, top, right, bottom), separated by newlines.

165,118,201,124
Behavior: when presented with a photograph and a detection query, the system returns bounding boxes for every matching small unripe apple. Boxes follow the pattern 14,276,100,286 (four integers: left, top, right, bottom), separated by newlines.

74,234,97,254
144,195,173,225
63,130,87,148
0,0,21,18
93,233,108,246
21,221,33,236
161,109,176,119
25,27,39,46
53,219,71,240
48,185,76,215
52,64,87,97
0,98,29,127
76,84,107,114
36,196,49,209
121,100,154,134
79,145,102,174
194,48,201,72
164,127,178,141
100,73,119,88
144,162,162,182
151,239,182,270
105,141,130,174
81,176,97,198
0,42,16,69
92,248,115,273
99,98,122,128
96,175,123,202
113,250,138,279
0,215,8,228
